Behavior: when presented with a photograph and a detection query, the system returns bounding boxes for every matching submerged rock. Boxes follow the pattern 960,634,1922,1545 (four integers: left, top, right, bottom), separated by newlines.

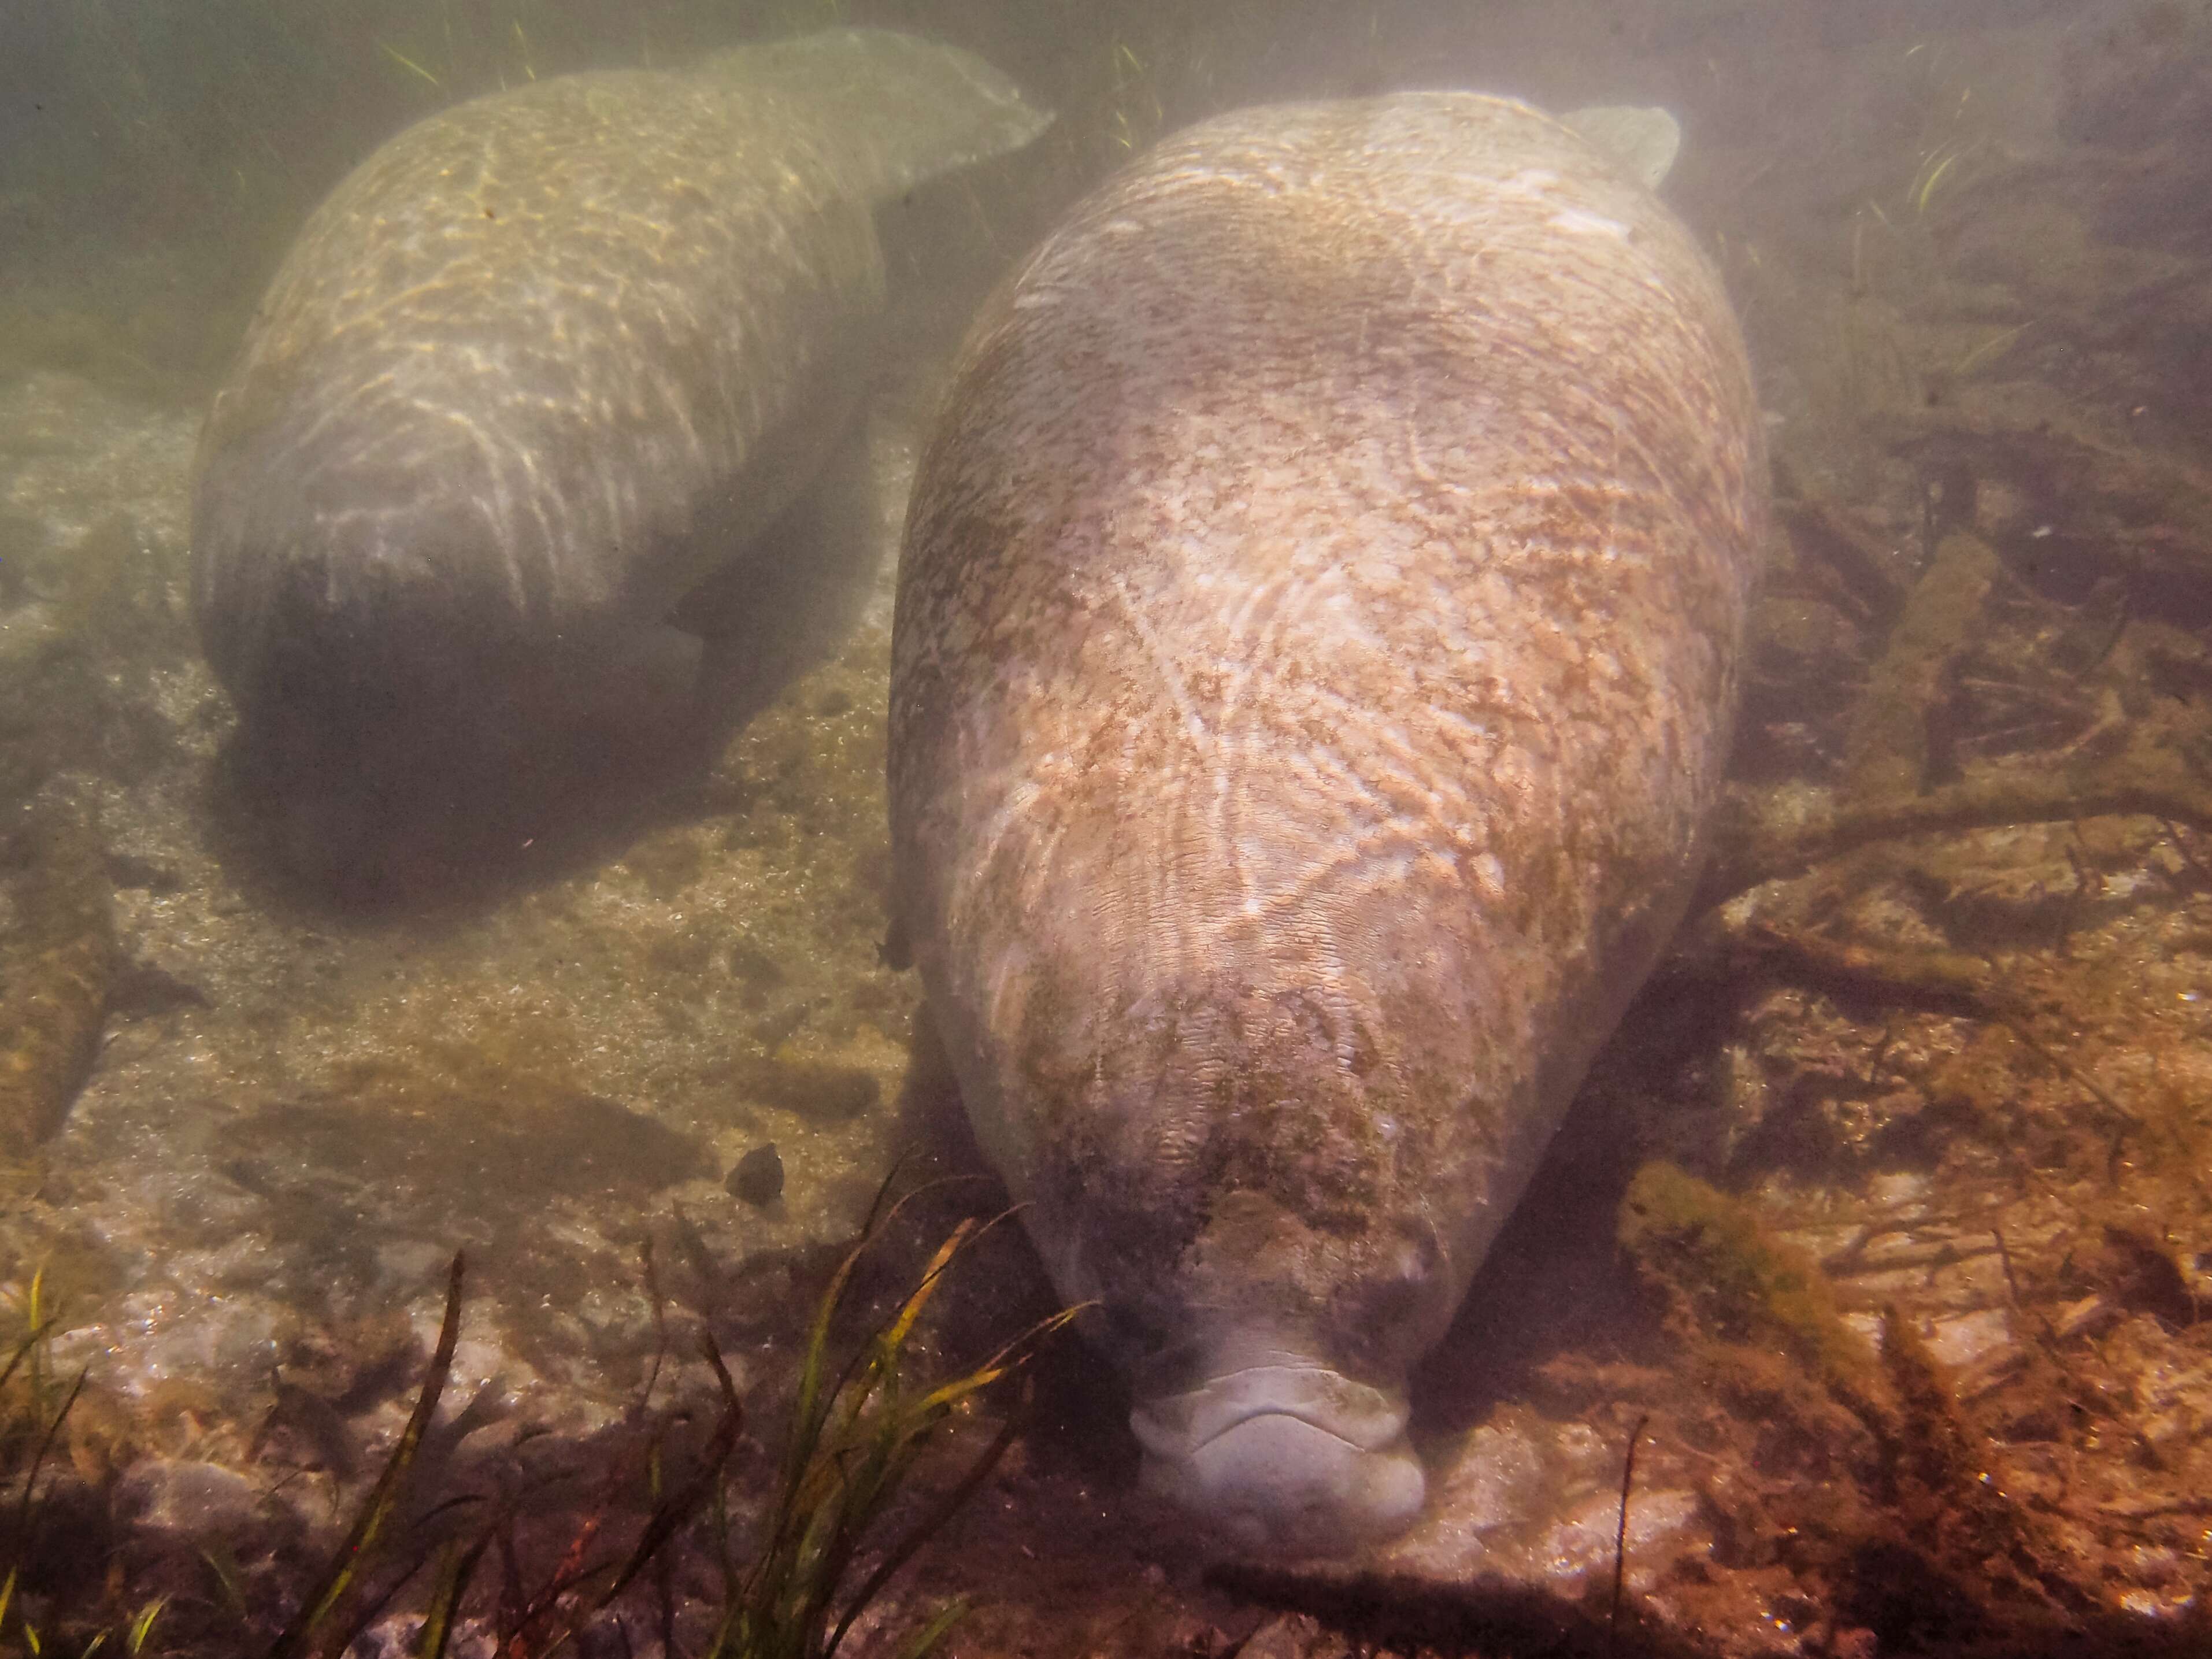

728,1142,785,1208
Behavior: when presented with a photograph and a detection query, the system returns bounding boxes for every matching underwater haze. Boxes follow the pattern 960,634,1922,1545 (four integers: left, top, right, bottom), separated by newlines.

2,2,2211,1655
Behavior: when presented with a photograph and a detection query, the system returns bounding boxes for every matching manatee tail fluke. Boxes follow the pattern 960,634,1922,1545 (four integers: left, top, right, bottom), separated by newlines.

708,28,1051,199
1560,103,1682,190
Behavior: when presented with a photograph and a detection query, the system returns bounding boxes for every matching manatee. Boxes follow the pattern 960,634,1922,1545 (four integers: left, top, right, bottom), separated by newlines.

190,30,1047,887
888,93,1767,1557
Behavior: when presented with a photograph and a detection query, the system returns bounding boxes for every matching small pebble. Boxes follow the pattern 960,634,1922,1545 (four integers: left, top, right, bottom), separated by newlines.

727,1142,784,1207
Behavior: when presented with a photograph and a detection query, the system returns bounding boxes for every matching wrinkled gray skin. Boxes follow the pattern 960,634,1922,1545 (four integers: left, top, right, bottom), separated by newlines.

890,94,1767,1557
191,31,1046,887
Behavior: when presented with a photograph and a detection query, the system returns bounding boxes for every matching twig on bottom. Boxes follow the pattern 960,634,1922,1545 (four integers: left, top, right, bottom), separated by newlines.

1609,1412,1652,1659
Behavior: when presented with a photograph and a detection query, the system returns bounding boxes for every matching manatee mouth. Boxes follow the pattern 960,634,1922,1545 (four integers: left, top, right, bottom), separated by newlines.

1130,1364,1425,1558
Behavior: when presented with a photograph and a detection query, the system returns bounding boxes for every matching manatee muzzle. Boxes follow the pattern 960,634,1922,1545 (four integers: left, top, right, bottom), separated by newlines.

1130,1362,1425,1557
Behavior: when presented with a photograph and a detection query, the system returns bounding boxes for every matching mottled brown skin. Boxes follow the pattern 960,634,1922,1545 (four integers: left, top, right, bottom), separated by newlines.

890,94,1767,1554
189,32,1044,890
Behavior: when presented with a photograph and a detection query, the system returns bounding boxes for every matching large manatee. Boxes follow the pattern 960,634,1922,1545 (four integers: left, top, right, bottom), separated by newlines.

889,94,1767,1556
191,30,1046,887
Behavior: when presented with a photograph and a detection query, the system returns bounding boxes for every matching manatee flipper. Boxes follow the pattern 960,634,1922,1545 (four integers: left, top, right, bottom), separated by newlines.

579,621,707,736
1561,104,1682,188
705,29,1053,197
685,419,884,735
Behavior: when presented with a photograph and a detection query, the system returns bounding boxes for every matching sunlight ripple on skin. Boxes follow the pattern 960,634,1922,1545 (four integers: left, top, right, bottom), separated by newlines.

894,91,1765,1557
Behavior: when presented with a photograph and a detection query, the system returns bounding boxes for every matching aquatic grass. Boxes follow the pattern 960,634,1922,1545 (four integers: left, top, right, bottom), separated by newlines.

122,1598,168,1656
243,1184,1070,1659
1952,320,2032,378
12,1365,87,1560
249,1245,737,1659
415,1530,491,1659
271,1251,469,1659
0,1277,61,1417
0,1269,162,1659
481,1332,745,1658
460,1191,1070,1659
40,1593,167,1659
1910,142,1969,214
1,1184,1068,1657
1,1360,92,1657
376,42,444,90
1105,40,1165,157
698,1190,1082,1659
2,1264,72,1521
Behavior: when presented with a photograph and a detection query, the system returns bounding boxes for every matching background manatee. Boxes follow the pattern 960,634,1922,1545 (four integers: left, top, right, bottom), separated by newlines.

890,92,1768,1557
190,29,1047,893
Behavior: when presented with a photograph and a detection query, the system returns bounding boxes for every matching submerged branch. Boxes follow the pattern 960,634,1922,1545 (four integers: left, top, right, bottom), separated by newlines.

1698,735,2212,910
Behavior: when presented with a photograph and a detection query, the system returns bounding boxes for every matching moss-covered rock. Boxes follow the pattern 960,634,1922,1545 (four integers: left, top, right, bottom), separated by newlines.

1617,1160,1870,1388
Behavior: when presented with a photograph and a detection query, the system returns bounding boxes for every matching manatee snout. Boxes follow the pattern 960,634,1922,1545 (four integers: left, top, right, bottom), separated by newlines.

1131,1356,1425,1557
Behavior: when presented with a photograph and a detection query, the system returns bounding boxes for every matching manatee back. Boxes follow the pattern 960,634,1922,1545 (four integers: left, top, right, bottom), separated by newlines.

892,92,1768,1397
192,68,875,705
190,32,1046,863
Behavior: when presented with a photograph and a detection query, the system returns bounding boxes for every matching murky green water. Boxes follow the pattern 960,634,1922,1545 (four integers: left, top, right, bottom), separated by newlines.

2,3,2210,1654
